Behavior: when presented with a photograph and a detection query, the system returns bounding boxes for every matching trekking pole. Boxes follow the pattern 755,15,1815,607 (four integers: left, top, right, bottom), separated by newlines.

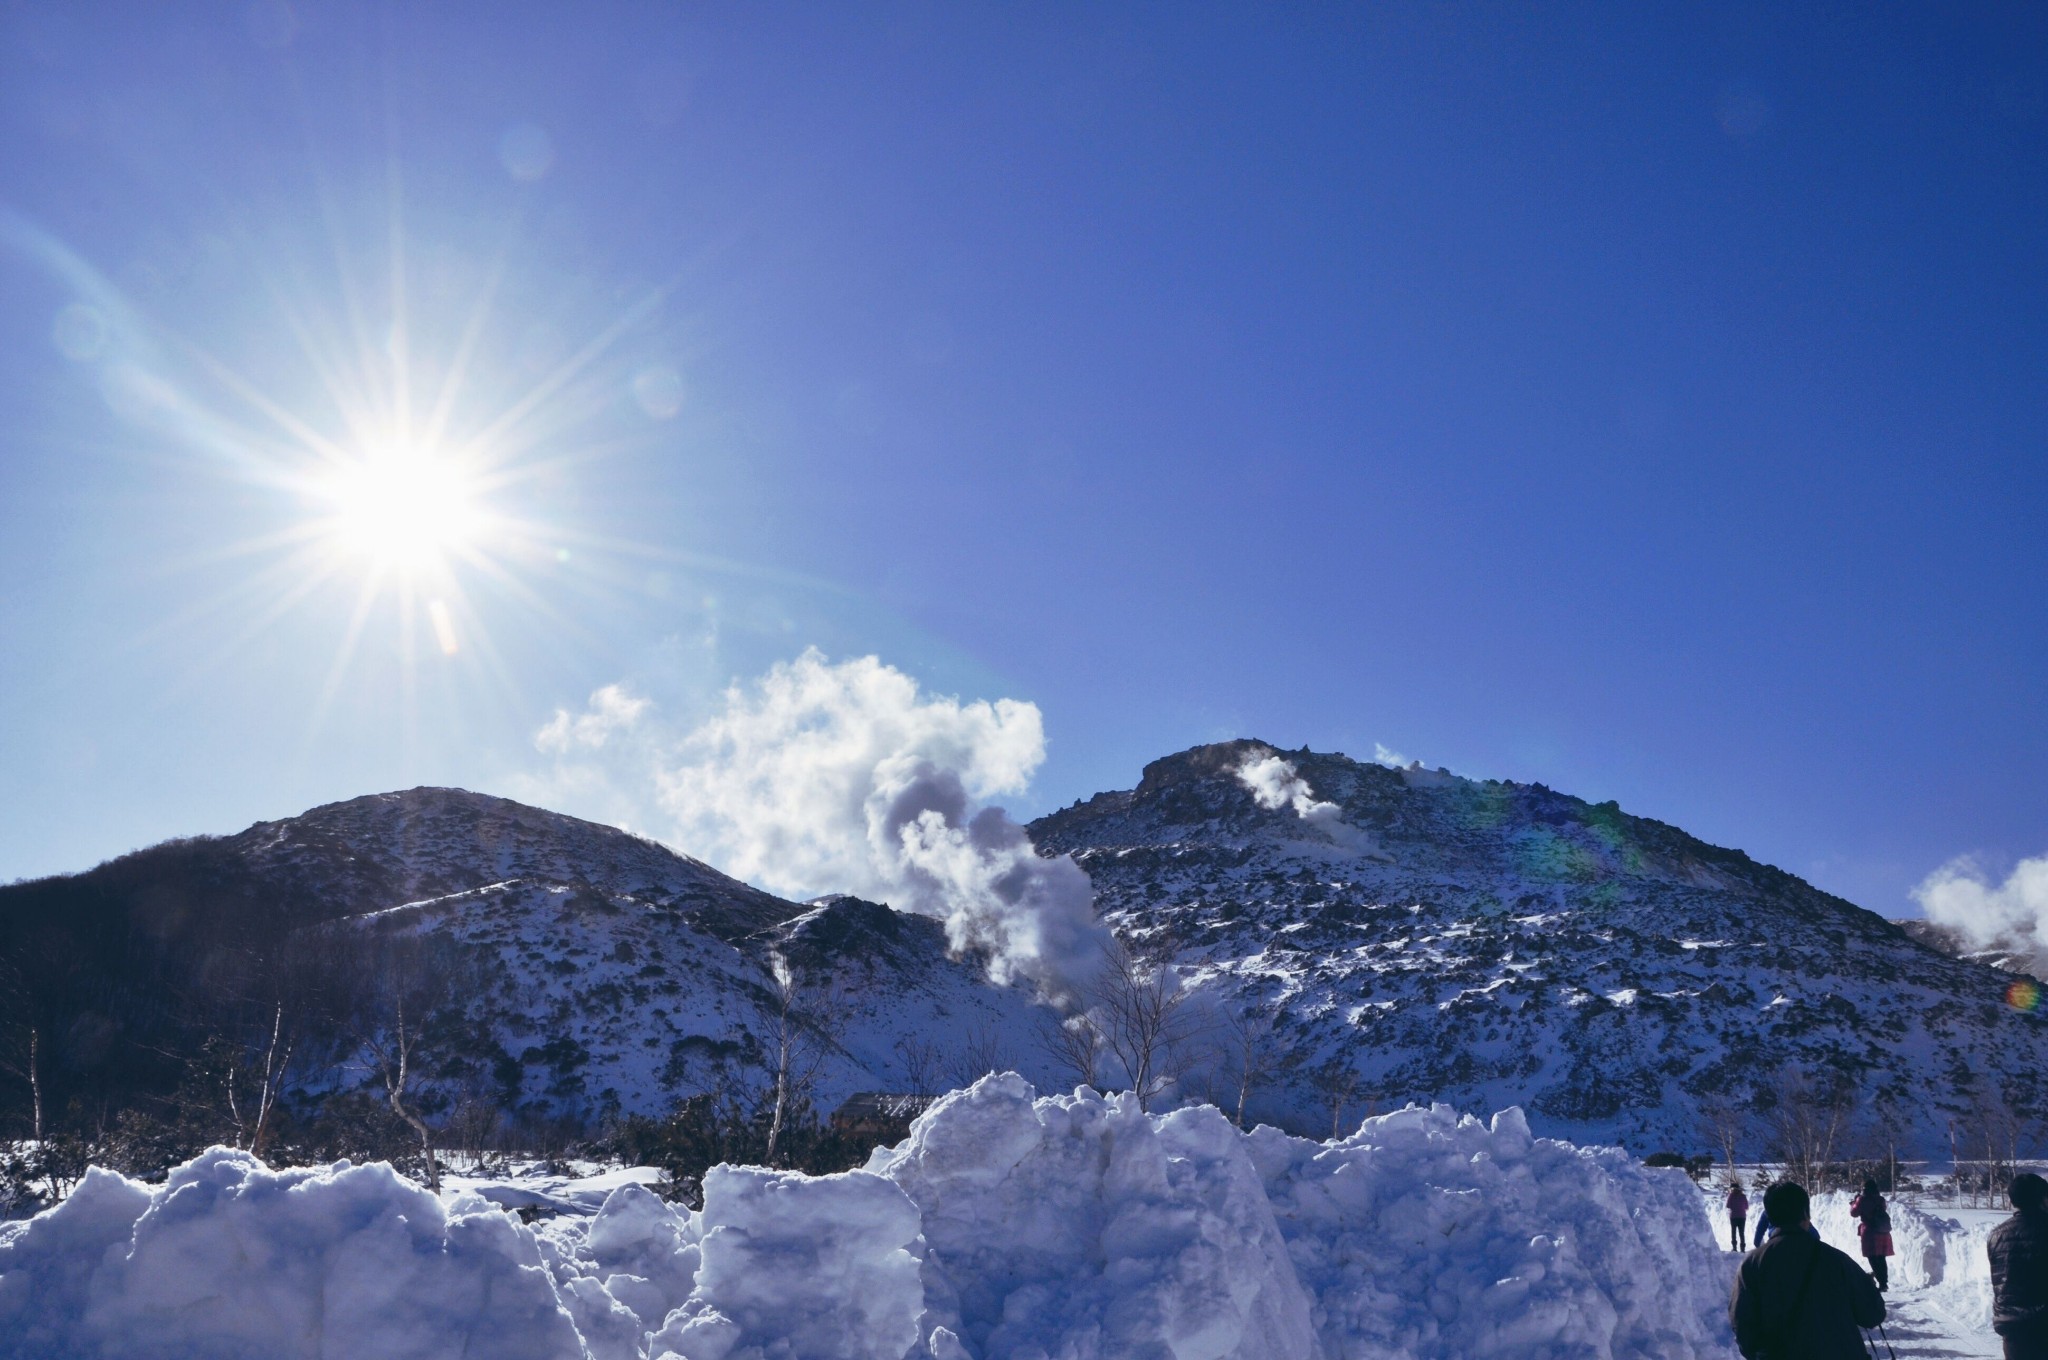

1874,1320,1898,1360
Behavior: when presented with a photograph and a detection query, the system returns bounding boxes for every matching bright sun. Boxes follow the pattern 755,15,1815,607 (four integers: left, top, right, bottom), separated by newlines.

321,443,483,573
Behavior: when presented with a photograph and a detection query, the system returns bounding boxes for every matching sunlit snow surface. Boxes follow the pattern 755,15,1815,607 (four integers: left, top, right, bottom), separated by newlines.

1,1077,1736,1360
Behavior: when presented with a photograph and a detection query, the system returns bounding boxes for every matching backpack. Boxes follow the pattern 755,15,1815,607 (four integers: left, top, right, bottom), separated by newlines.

1765,1242,1825,1360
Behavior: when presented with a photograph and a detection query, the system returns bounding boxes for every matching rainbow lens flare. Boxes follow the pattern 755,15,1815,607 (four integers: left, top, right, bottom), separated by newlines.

2007,979,2041,1012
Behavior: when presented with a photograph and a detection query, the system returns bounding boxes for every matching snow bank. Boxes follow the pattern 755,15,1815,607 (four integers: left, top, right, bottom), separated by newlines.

1809,1192,2001,1337
0,1149,589,1360
0,1080,1737,1360
1919,1211,1997,1337
868,1073,1320,1360
649,1165,925,1360
1244,1105,1729,1359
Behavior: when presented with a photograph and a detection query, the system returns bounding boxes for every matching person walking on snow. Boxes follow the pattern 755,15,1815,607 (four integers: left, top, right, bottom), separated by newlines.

1730,1182,1884,1360
1991,1172,2048,1359
1727,1180,1751,1252
1851,1177,1895,1292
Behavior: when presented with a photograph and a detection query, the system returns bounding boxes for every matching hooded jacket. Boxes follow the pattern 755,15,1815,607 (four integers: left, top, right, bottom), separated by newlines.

1729,1229,1884,1360
1991,1207,2048,1340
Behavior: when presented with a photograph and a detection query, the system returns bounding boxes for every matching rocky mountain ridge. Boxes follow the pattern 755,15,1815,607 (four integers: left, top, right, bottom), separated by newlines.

1029,740,2048,1151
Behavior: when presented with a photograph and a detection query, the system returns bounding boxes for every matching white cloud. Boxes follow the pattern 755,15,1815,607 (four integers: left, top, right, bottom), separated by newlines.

534,684,651,754
1913,853,2048,953
1371,743,1409,769
655,650,1107,998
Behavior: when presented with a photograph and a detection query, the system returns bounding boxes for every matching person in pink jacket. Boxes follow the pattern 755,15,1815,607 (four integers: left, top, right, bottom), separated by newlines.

1852,1178,1896,1292
1726,1180,1751,1251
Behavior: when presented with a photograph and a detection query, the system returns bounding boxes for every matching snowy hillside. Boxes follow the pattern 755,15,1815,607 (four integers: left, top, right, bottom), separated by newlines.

324,882,1060,1115
1029,740,2048,1152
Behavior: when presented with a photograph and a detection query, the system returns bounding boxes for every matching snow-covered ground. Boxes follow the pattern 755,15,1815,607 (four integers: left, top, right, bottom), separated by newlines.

1,1080,1735,1360
1702,1180,2009,1359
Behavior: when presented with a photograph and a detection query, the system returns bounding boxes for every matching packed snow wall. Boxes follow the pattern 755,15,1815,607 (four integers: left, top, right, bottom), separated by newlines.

1808,1190,1997,1335
0,1076,1735,1360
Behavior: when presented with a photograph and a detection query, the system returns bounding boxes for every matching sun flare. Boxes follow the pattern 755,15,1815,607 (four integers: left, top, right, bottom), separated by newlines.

320,443,483,574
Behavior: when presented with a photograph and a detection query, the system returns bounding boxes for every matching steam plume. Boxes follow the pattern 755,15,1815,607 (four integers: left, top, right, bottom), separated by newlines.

658,650,1107,998
1235,750,1381,856
1914,852,2048,965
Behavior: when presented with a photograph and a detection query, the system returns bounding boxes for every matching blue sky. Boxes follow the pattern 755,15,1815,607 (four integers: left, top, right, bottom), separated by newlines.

0,3,2042,916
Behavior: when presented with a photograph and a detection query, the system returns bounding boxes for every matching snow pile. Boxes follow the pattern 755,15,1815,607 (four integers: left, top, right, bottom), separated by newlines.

1919,1211,1997,1336
0,1149,589,1360
0,1078,1736,1360
1244,1105,1729,1359
648,1165,925,1360
550,1182,702,1358
868,1073,1320,1360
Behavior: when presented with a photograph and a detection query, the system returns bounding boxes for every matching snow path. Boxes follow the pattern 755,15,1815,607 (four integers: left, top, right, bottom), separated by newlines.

1705,1185,2015,1360
1868,1288,2000,1360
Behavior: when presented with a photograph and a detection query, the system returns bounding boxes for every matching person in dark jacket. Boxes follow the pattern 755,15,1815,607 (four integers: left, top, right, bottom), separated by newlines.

1851,1177,1895,1292
1727,1180,1751,1252
1991,1172,2048,1359
1730,1182,1884,1360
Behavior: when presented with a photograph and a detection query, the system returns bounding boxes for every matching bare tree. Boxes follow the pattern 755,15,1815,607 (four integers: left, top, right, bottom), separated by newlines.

1088,935,1205,1112
1965,1079,2028,1208
1222,1003,1284,1129
1855,1087,1909,1194
348,934,462,1193
759,952,842,1168
224,1001,295,1160
363,992,440,1191
1766,1066,1855,1191
1037,1009,1105,1089
446,1091,506,1173
895,1035,946,1099
945,1022,1009,1090
0,958,43,1141
1310,1056,1364,1138
1697,1092,1747,1185
0,1026,40,1143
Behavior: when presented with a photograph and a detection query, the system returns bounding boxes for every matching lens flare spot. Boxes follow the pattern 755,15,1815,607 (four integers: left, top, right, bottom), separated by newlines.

2007,979,2041,1012
427,599,459,655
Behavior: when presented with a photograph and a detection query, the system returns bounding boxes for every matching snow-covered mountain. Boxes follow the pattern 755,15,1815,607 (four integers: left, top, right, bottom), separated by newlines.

0,788,1057,1124
1029,740,2048,1152
6,750,2042,1155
